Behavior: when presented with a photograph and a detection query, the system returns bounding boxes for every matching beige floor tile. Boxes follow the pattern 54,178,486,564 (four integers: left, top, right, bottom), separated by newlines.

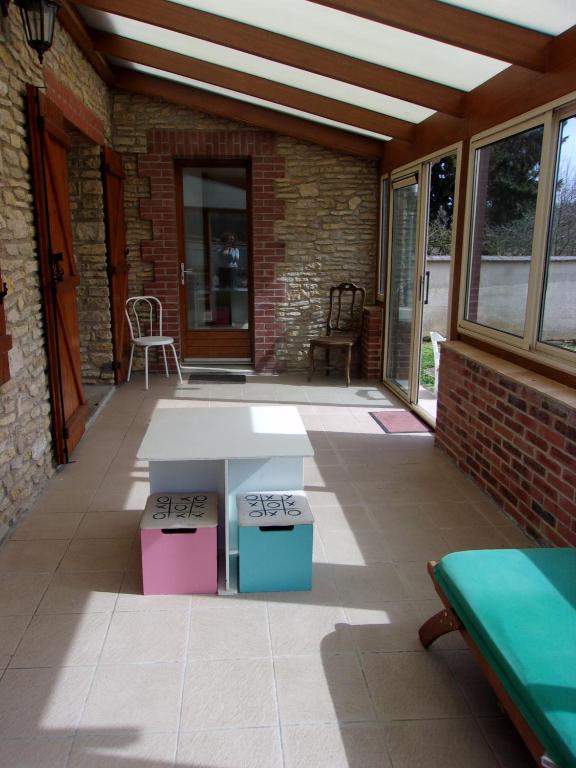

312,504,376,532
0,738,72,768
87,482,150,513
275,654,375,724
68,732,178,768
11,513,84,541
346,603,425,652
188,601,270,659
379,527,449,562
0,616,30,669
478,717,535,767
385,718,499,768
440,526,510,552
0,573,52,616
101,610,188,664
181,658,276,730
265,564,341,608
283,723,392,768
37,571,122,614
369,502,433,531
74,511,142,540
177,727,283,768
394,562,441,601
115,570,192,612
361,651,470,720
472,500,516,527
10,612,111,668
305,484,362,508
268,603,353,655
419,501,491,529
80,664,182,732
439,650,502,717
500,525,536,547
0,541,69,574
333,563,410,609
31,490,93,516
0,667,94,737
58,540,132,572
320,528,393,565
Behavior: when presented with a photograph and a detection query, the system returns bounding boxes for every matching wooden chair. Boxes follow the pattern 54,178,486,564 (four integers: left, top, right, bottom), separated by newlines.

308,282,366,386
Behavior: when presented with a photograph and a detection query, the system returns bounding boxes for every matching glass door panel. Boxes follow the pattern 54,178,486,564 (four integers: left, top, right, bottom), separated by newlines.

179,165,252,360
385,175,419,396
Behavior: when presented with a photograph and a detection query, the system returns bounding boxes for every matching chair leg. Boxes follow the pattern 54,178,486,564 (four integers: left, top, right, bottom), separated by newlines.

308,343,315,382
162,345,169,378
345,346,352,387
127,343,135,383
170,344,183,384
144,345,149,390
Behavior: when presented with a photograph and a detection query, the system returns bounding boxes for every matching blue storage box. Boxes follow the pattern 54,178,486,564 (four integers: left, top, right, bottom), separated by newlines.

237,491,313,592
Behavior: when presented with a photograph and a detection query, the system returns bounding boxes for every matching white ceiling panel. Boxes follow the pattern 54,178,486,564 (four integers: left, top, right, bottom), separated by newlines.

78,6,434,123
168,0,508,90
440,0,576,35
110,58,392,141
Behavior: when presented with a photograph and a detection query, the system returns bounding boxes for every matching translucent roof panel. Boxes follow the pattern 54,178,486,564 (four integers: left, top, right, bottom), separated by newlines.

440,1,576,35
109,58,392,141
169,0,508,90
78,7,434,124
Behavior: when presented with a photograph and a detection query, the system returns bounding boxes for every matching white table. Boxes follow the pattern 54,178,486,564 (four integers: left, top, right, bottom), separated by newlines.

137,405,314,593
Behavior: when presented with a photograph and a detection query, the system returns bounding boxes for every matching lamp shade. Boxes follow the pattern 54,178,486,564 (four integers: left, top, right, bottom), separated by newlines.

14,0,59,62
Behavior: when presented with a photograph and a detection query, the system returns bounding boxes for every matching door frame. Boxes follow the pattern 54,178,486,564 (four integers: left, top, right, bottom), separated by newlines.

382,143,462,418
175,158,254,363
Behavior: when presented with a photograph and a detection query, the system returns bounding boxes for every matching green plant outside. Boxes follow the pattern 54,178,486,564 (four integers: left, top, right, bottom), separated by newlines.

420,340,435,391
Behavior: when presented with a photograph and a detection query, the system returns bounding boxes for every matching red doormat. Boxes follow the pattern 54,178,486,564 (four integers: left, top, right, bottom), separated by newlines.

370,410,432,434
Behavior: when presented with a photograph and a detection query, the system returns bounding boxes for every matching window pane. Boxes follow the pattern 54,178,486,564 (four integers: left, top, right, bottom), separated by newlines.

465,125,544,336
539,115,576,353
378,179,389,296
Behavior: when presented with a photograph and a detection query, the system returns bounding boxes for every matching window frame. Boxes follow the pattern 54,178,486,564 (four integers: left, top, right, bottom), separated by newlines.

458,107,576,372
376,174,389,303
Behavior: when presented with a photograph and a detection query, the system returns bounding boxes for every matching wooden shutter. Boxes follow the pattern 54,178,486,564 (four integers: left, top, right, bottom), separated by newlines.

27,85,87,464
102,146,131,383
0,270,11,386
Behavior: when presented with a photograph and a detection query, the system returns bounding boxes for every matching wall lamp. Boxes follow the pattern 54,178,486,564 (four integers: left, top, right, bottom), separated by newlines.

1,0,60,63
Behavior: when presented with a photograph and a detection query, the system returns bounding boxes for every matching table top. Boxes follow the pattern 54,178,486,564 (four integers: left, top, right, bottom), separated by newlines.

137,405,314,461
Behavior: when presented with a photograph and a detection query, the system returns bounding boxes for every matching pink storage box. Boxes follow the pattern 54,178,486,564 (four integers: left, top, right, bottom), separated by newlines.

140,492,218,595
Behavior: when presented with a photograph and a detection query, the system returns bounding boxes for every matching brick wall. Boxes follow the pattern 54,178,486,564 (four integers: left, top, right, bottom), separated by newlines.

138,129,286,372
436,342,576,546
111,91,377,372
361,305,383,380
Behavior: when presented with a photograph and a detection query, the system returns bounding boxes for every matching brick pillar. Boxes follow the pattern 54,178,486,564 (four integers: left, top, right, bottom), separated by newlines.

361,305,383,380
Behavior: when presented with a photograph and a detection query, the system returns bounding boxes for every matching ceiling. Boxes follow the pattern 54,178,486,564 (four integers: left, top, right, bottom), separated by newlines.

65,0,576,156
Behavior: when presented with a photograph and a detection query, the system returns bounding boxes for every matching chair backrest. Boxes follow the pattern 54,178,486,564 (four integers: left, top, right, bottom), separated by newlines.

430,331,446,394
326,282,366,337
125,296,164,340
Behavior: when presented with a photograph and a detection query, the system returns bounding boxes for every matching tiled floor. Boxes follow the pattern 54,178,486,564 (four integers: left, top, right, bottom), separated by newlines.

0,373,535,768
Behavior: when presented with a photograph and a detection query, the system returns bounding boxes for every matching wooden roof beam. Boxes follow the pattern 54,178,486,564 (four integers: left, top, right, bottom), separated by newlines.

112,69,384,159
57,0,114,85
91,31,415,140
309,0,550,72
76,0,465,116
382,25,576,171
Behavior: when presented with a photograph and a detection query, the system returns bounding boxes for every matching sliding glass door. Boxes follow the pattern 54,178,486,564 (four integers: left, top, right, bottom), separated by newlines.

385,175,419,397
383,151,458,421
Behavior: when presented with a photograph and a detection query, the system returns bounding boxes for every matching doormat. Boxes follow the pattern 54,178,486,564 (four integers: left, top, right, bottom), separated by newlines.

370,410,432,434
188,372,246,383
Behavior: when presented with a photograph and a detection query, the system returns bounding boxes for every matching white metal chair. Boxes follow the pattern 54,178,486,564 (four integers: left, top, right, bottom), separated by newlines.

430,331,446,395
125,296,183,390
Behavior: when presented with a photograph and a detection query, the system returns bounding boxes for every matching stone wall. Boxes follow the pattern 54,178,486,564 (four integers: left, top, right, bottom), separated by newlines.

436,342,576,547
68,142,113,384
111,91,378,371
0,8,112,538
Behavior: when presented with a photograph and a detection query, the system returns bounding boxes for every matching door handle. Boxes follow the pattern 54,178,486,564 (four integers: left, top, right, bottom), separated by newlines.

424,270,430,305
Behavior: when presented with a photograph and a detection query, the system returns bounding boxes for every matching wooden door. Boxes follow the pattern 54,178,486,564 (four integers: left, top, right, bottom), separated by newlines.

102,146,130,383
177,162,253,361
27,85,86,464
